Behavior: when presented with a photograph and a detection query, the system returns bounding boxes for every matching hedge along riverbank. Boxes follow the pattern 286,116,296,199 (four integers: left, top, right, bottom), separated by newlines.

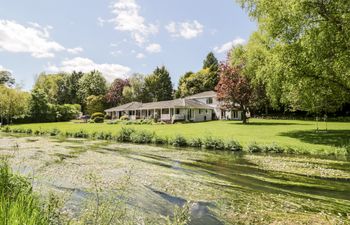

1,126,349,156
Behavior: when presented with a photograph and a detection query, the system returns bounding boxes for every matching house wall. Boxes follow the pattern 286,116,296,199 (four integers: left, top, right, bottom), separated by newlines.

192,109,213,122
189,97,221,119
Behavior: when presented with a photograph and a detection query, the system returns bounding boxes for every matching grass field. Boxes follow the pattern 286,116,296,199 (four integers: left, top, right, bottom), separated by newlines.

6,119,350,154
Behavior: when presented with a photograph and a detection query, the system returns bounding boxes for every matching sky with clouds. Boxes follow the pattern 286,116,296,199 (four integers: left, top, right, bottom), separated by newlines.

0,0,256,90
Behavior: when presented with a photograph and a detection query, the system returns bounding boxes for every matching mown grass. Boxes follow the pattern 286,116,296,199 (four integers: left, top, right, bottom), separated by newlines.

3,119,350,155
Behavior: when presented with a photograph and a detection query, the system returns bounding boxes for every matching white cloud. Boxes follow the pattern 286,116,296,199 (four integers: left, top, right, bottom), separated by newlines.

67,47,83,54
165,20,204,39
136,53,145,59
145,43,161,53
213,38,246,53
0,20,65,58
110,0,158,44
46,57,131,82
0,20,82,58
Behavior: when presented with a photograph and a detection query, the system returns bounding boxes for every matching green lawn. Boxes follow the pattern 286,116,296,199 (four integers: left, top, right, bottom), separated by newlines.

6,119,350,154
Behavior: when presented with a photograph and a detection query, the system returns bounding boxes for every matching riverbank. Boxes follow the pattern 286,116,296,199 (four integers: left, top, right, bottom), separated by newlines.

1,119,350,156
0,135,349,224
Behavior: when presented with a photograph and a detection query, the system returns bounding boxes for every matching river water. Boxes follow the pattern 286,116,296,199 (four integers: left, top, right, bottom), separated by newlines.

0,134,349,224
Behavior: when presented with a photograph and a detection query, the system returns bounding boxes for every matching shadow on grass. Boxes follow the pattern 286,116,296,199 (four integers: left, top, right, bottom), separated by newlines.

280,130,350,147
229,122,311,126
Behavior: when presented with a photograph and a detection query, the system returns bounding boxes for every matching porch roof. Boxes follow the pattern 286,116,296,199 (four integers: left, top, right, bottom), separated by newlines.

139,99,213,110
104,102,142,112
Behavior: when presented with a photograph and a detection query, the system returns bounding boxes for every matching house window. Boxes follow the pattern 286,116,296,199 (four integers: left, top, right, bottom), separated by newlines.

206,98,213,104
233,111,238,119
162,108,169,114
199,109,202,114
175,108,180,114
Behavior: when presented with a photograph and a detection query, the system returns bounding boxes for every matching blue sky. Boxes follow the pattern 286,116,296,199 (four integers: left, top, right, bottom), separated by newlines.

0,0,256,90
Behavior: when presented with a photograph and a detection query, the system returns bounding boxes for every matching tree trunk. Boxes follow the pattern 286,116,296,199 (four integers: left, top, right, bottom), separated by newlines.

241,107,247,124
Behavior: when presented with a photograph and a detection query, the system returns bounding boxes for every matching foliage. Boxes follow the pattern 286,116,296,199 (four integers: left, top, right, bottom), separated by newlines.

91,112,104,120
105,78,129,107
93,117,104,123
0,70,15,87
236,0,350,113
170,135,187,147
122,73,147,103
86,95,105,116
130,130,154,144
246,142,264,153
202,137,225,150
0,85,30,124
216,62,253,123
0,160,51,225
144,66,173,102
120,115,129,121
33,73,65,104
176,52,219,98
58,71,84,105
78,71,107,107
29,89,50,122
116,127,136,142
226,140,243,151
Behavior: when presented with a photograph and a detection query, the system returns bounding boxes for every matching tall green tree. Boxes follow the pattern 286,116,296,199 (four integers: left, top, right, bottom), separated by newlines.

237,0,350,113
203,52,219,71
78,71,107,109
29,89,50,122
0,85,30,124
0,71,15,87
57,71,84,105
86,95,106,115
33,73,65,104
144,66,173,102
176,53,220,98
122,74,146,103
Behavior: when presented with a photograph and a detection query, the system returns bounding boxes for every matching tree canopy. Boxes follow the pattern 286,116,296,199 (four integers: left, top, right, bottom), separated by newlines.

144,66,173,102
236,0,350,113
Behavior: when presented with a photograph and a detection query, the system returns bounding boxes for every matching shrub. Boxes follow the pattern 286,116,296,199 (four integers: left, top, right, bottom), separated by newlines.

104,114,112,120
73,130,89,138
94,117,104,123
91,112,104,120
116,127,135,142
152,135,168,145
246,142,264,153
50,129,60,136
225,140,243,151
188,138,202,148
120,115,129,121
202,137,225,150
130,130,154,144
263,143,284,153
170,135,187,147
2,126,11,133
141,119,153,125
25,128,33,134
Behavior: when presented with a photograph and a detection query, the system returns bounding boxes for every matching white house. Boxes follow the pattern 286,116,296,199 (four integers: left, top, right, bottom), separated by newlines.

105,91,243,123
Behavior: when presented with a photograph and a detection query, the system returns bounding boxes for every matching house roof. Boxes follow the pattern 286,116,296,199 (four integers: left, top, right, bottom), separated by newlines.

185,91,217,99
105,91,217,112
104,102,142,112
140,99,213,110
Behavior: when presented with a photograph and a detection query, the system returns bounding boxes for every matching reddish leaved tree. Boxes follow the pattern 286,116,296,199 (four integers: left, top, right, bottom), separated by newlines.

105,78,129,107
216,62,252,124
